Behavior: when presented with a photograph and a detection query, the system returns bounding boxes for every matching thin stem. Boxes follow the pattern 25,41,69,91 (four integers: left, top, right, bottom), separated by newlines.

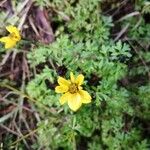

10,128,38,147
72,132,76,150
0,83,56,115
72,115,76,150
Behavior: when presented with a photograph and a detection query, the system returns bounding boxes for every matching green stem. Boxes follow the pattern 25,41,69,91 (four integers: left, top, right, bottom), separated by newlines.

73,132,76,150
72,115,77,150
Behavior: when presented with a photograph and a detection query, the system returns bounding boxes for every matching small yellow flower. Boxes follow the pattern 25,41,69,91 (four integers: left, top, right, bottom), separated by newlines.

55,72,91,111
0,25,21,49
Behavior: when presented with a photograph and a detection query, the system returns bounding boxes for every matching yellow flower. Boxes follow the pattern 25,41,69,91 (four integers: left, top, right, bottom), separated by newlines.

55,72,91,111
0,25,21,49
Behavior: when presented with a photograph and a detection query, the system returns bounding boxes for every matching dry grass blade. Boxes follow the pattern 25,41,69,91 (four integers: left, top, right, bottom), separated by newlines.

114,23,129,41
34,7,54,44
116,11,140,22
11,128,38,147
0,83,57,115
0,109,17,123
0,124,20,136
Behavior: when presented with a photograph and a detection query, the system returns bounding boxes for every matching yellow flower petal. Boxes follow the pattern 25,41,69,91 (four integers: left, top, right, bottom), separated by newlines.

76,74,84,85
6,25,21,41
55,85,68,93
6,25,18,33
59,92,71,105
70,72,75,83
68,93,82,111
0,25,21,49
58,77,70,87
79,90,91,104
0,37,16,49
0,37,9,42
5,41,16,49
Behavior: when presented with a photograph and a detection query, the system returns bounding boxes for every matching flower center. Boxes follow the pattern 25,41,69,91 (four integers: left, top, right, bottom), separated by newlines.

69,83,78,94
9,32,18,41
